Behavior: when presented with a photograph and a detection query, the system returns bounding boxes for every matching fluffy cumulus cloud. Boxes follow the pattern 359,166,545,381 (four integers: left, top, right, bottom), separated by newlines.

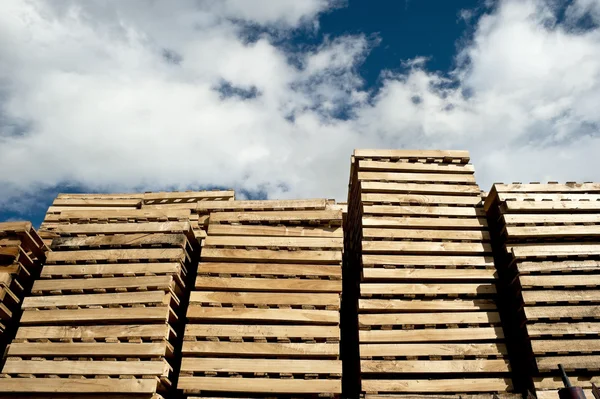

1,0,600,211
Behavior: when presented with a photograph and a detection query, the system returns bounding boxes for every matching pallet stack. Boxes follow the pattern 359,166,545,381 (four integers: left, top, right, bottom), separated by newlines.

0,222,48,351
0,206,200,398
177,199,344,398
484,182,600,399
345,150,515,398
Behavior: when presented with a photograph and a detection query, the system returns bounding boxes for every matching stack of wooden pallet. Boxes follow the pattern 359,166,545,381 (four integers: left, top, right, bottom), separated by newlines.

0,208,200,398
484,182,600,399
346,150,515,398
39,190,235,245
0,222,48,350
178,199,344,397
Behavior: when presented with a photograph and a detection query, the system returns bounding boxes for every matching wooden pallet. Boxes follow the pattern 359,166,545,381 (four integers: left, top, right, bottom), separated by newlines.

347,150,513,397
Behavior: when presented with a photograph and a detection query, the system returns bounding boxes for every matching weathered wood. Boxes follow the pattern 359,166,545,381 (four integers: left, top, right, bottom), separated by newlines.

23,290,172,309
187,306,339,324
40,262,183,279
495,183,600,193
363,228,490,241
531,339,600,354
33,275,178,294
363,216,487,229
143,190,235,201
522,290,600,304
362,241,492,255
510,243,600,258
197,262,341,278
178,377,340,394
361,378,512,393
359,299,497,311
181,358,341,374
362,268,496,281
200,248,341,264
20,306,173,325
203,235,343,249
503,214,600,225
182,341,339,357
520,275,600,288
525,305,600,320
359,312,501,326
184,324,339,340
2,359,169,376
358,159,474,173
209,210,342,224
44,209,191,221
354,149,470,161
197,199,327,212
361,359,510,373
498,192,600,202
360,283,496,295
15,324,172,340
536,355,600,371
358,171,476,184
503,201,600,212
208,224,343,237
527,322,600,337
360,343,507,357
51,233,187,249
47,248,186,263
363,205,483,218
360,327,504,343
190,291,339,307
7,342,170,357
0,378,159,394
534,376,600,389
360,181,481,195
362,255,494,267
507,225,600,239
50,221,192,236
195,277,341,293
517,260,600,274
362,193,481,205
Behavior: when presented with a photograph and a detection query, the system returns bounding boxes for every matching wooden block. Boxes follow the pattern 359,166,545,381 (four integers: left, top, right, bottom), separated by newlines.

359,312,501,326
2,359,170,376
184,324,339,340
143,190,235,202
360,283,496,296
190,291,339,307
360,343,507,357
208,224,343,237
362,268,496,281
200,248,341,264
178,376,340,394
360,327,504,343
362,241,492,255
358,159,474,173
187,306,339,324
195,277,341,293
361,378,512,393
498,192,600,202
362,255,494,267
181,358,341,374
182,341,339,357
197,262,341,278
360,359,511,373
52,198,143,207
503,201,600,212
363,228,490,241
359,299,497,312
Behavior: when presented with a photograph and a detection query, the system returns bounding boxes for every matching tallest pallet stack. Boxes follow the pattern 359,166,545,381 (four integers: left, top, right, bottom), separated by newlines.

345,150,516,398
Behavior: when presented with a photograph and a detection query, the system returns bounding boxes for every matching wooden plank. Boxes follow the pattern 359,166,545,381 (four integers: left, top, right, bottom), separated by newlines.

362,255,494,267
52,198,142,207
195,277,341,293
190,291,339,307
503,201,600,212
503,214,600,225
534,376,600,390
23,291,171,309
498,192,600,202
358,172,476,183
354,149,470,161
186,306,338,324
181,358,341,374
510,243,600,258
32,275,178,294
184,324,339,340
522,290,600,304
197,262,341,278
208,224,343,237
51,221,192,236
358,160,474,173
182,341,338,357
360,343,507,357
363,228,490,241
359,299,497,312
362,241,492,255
525,306,600,320
360,181,481,196
527,322,600,337
51,233,187,249
46,248,186,263
531,339,600,354
363,216,487,229
536,355,600,371
0,221,33,233
144,190,235,201
362,268,496,281
20,307,173,325
363,205,484,217
360,327,504,343
41,263,183,279
359,312,501,326
47,206,141,213
2,359,169,376
43,208,191,221
200,248,341,264
7,342,169,357
209,210,342,224
15,324,172,340
520,275,600,288
197,199,327,212
360,283,496,296
494,183,600,193
56,193,144,199
0,378,158,394
518,260,600,274
203,236,343,249
361,378,512,393
536,390,595,399
178,377,340,394
362,193,480,206
361,359,510,373
507,225,600,239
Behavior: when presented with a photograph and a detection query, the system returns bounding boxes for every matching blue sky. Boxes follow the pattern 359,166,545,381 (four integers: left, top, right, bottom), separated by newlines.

1,0,600,227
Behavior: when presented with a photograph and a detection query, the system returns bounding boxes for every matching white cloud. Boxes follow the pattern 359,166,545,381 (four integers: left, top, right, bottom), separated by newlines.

1,0,600,211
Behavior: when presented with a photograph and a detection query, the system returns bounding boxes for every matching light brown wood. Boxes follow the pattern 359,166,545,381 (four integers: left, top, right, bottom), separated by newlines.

51,221,192,236
178,377,340,394
359,299,497,311
47,248,186,263
503,201,600,212
358,159,474,173
503,214,600,225
187,306,339,324
51,233,187,249
534,376,600,389
182,341,339,357
208,223,343,237
527,322,600,337
362,268,496,281
531,339,600,354
195,277,341,292
507,225,600,239
525,305,600,320
190,291,339,307
203,235,343,249
363,216,487,229
197,262,341,278
360,327,504,343
32,275,178,294
200,248,341,264
536,390,595,399
361,378,512,393
20,307,173,325
360,283,496,295
181,358,341,373
354,149,470,161
362,255,494,267
494,183,600,193
522,290,600,304
520,275,600,287
2,359,169,376
362,193,481,205
0,378,159,394
510,243,600,258
184,324,339,340
15,324,172,340
47,206,140,213
361,359,510,373
360,343,507,357
359,312,500,326
358,171,476,183
536,355,600,371
52,198,143,207
364,205,484,217
360,181,481,195
197,199,327,212
40,262,183,279
7,342,169,357
209,209,342,224
498,192,600,202
363,228,489,241
362,241,492,255
44,208,191,221
517,260,600,274
143,190,235,201
56,193,144,199
23,291,171,308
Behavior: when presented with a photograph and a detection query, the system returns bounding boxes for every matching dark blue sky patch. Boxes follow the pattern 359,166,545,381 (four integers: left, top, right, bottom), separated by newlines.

216,80,260,100
161,48,183,65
